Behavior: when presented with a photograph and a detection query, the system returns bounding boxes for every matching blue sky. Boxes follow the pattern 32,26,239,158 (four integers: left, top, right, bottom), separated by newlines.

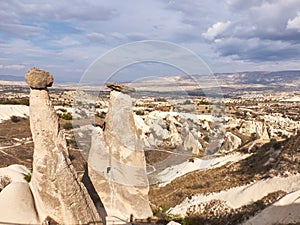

1,0,300,82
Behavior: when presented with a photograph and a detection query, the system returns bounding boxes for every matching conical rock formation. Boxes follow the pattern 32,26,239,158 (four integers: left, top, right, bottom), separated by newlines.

26,68,102,224
88,90,153,222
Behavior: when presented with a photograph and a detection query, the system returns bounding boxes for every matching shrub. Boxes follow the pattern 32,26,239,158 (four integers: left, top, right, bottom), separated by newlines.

183,99,193,105
0,176,11,192
57,108,67,113
63,122,73,130
0,97,29,106
95,111,106,118
60,112,72,120
24,173,31,182
154,98,167,102
197,100,209,105
20,98,29,106
135,110,145,116
10,115,20,122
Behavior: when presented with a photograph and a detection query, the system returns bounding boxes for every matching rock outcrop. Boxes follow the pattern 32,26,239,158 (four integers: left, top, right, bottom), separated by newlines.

26,68,102,224
134,111,213,155
221,132,242,153
182,122,203,155
88,90,153,222
238,120,269,140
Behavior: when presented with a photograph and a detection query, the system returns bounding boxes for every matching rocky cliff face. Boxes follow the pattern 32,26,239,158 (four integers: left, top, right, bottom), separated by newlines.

88,90,153,222
26,68,102,224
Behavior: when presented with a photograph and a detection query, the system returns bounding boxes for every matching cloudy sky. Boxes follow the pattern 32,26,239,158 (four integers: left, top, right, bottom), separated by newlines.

1,0,300,82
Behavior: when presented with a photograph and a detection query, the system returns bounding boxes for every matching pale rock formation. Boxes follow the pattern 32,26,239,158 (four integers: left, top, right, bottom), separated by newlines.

243,190,300,225
182,122,202,155
134,111,209,155
202,120,210,131
0,182,40,224
167,221,182,225
133,114,152,148
227,115,300,141
168,120,183,148
238,120,269,140
26,68,101,224
262,114,300,138
221,132,242,152
88,90,152,222
146,117,170,144
226,118,241,130
141,113,183,148
0,165,39,224
0,164,31,183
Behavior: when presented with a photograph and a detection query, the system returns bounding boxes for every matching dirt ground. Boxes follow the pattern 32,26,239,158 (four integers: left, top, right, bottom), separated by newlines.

0,117,33,168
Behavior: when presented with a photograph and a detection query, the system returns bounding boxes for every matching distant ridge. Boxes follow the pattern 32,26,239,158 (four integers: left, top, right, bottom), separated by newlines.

0,75,77,84
214,70,300,85
0,75,24,82
1,70,299,86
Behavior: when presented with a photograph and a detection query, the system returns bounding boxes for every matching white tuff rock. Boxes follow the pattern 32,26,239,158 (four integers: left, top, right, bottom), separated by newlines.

88,90,153,221
27,69,102,224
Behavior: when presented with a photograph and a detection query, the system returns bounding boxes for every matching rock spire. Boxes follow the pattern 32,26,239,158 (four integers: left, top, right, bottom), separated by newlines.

26,68,102,224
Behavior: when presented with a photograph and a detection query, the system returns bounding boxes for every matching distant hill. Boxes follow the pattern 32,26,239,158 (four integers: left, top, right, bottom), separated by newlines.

0,74,81,84
131,70,300,96
0,75,24,82
214,70,300,85
1,70,299,89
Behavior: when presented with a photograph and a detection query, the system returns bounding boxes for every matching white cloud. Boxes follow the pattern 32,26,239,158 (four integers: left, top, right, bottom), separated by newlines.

287,12,300,31
86,32,106,43
0,23,44,38
51,36,81,47
0,64,26,70
8,1,117,22
202,21,231,41
227,0,263,10
1,0,300,77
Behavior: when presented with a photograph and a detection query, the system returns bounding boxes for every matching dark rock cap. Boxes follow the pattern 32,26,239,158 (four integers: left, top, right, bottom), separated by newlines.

25,67,54,89
106,82,135,93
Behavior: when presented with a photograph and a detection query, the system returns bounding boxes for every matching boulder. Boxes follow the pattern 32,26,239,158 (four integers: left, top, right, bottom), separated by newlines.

25,67,54,89
27,69,102,224
106,82,135,93
88,90,152,221
0,182,40,224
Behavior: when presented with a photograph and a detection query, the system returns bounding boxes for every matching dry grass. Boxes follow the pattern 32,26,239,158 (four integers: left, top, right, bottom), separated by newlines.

149,133,300,210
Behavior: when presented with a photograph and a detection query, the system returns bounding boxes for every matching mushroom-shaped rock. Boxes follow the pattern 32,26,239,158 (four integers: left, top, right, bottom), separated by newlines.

88,90,152,221
25,67,54,89
106,82,135,93
26,69,102,224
